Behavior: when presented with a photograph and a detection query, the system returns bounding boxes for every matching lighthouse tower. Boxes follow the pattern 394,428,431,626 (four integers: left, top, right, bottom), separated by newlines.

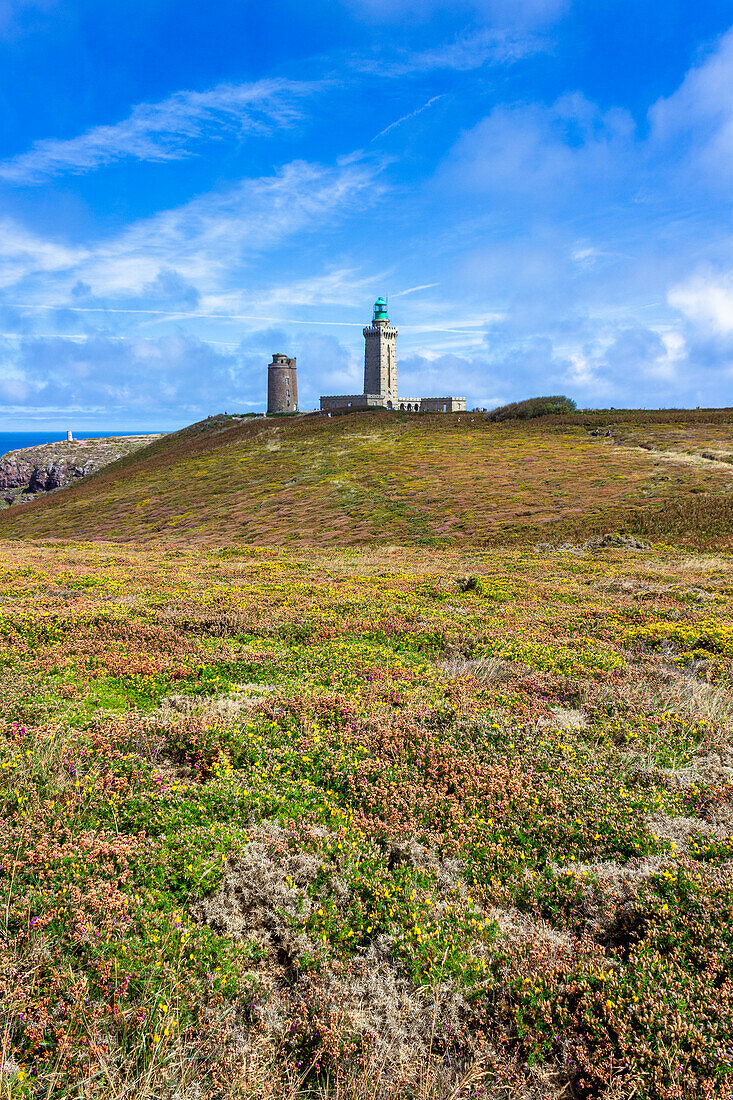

363,297,397,405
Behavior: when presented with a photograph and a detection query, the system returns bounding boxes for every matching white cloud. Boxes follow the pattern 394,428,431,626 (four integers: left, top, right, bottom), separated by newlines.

4,331,245,418
296,331,360,397
668,269,733,335
562,352,606,392
654,331,687,380
0,78,319,184
251,267,387,310
649,27,733,184
440,93,634,203
572,245,600,267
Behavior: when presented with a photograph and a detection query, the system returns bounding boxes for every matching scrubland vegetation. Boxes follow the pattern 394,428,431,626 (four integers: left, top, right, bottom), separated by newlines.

1,410,733,549
485,396,577,421
1,532,733,1099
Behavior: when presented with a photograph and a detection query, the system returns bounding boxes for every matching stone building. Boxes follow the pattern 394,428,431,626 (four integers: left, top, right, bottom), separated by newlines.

320,298,465,413
418,397,466,412
267,354,298,414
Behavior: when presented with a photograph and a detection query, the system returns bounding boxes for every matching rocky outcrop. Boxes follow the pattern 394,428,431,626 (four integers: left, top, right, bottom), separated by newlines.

0,435,161,508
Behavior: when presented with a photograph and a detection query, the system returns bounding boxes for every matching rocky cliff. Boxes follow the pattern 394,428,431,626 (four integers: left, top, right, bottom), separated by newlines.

0,435,161,507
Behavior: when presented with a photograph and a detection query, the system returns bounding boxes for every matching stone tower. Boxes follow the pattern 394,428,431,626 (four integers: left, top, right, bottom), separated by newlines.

363,297,397,405
267,354,298,414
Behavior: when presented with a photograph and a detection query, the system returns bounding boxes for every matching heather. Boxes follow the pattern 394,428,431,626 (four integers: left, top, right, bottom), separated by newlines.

1,537,732,1098
1,410,733,549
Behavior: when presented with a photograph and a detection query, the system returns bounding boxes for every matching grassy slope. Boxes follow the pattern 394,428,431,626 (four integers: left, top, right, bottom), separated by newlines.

1,538,732,1098
0,410,732,547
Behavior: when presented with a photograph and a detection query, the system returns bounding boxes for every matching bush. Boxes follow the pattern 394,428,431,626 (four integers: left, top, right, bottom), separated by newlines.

487,395,577,422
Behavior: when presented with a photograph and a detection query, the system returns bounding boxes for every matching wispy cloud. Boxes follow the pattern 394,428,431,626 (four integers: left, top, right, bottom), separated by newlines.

357,27,546,77
81,157,383,295
0,156,384,299
0,78,320,185
0,218,87,289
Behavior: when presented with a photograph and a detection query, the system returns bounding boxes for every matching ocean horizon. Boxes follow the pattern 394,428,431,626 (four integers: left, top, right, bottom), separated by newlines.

0,430,166,459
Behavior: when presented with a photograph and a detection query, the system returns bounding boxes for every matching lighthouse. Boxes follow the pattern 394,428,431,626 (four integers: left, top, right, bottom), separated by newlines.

319,296,465,413
363,297,398,406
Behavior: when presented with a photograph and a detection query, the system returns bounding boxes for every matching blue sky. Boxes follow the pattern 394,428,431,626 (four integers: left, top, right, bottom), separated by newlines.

1,0,733,428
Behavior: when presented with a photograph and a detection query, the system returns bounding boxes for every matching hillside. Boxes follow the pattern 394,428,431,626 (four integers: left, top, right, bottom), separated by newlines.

0,409,732,547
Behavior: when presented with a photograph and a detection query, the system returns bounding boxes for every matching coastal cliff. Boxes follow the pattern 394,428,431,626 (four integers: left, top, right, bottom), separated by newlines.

0,435,161,507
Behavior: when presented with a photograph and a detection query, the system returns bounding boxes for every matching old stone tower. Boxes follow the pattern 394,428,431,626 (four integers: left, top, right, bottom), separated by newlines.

267,354,298,414
363,297,397,404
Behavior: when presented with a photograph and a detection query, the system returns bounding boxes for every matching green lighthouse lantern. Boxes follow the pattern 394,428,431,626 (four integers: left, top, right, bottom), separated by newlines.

373,297,388,322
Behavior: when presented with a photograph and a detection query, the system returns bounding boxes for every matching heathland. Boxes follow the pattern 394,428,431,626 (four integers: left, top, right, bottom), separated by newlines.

1,408,733,1100
0,409,732,548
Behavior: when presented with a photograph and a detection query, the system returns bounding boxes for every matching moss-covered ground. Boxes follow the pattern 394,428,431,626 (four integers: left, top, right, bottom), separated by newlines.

1,537,732,1098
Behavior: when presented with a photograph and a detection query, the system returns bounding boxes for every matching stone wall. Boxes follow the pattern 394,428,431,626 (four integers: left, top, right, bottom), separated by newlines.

419,397,466,412
320,394,384,411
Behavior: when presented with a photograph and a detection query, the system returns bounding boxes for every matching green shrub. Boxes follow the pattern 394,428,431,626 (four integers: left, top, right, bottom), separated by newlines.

487,395,577,421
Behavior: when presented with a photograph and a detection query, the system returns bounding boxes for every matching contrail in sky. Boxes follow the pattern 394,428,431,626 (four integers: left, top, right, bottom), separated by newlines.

372,95,444,141
9,303,486,334
0,331,240,347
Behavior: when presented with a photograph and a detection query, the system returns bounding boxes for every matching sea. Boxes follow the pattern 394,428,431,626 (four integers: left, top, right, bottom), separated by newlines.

0,430,164,460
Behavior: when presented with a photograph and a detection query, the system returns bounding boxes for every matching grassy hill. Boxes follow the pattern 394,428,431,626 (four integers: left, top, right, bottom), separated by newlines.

0,408,733,547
